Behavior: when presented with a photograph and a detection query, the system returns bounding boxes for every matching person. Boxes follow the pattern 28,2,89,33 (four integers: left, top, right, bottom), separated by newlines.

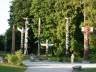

71,53,74,63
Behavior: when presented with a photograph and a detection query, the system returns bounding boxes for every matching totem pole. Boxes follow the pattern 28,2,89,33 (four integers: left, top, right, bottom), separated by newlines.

82,25,93,60
65,17,70,55
41,39,54,56
38,18,41,56
24,18,29,55
17,27,24,53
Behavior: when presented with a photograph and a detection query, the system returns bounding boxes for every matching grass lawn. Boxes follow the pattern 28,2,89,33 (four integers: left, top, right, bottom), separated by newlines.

79,68,96,72
0,63,26,72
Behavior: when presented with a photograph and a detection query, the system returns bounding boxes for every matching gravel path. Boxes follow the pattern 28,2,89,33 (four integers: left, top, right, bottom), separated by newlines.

23,60,72,72
23,60,96,72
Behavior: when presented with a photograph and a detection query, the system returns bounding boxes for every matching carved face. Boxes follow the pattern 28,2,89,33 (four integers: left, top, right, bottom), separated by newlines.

84,26,90,33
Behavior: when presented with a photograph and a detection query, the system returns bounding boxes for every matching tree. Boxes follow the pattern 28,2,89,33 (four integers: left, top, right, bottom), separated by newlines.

8,0,35,54
0,35,4,51
30,0,84,57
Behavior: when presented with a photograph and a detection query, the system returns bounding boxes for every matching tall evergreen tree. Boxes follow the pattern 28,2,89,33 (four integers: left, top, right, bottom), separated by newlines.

8,0,35,54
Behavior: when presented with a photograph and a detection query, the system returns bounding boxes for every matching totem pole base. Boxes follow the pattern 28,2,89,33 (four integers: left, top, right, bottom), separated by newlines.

82,48,90,63
84,48,89,60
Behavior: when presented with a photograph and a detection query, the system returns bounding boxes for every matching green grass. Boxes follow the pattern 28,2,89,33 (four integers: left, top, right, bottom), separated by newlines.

0,63,26,72
79,68,96,72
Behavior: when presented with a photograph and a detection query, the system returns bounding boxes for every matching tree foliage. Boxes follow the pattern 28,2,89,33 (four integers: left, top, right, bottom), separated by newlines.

30,0,84,56
7,0,35,54
6,0,96,58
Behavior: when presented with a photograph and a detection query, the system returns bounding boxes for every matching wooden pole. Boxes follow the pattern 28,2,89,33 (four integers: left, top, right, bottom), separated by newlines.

65,17,70,55
4,34,7,52
84,0,86,25
45,39,48,56
17,27,24,53
38,18,41,56
41,39,54,56
24,18,29,55
12,24,15,54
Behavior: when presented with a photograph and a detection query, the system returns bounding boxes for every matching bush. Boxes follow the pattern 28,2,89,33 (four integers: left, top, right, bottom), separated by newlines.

15,50,24,61
6,54,17,64
89,53,96,63
5,50,24,66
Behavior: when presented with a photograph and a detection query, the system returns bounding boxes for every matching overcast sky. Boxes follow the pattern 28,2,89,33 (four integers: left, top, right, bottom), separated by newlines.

0,0,12,35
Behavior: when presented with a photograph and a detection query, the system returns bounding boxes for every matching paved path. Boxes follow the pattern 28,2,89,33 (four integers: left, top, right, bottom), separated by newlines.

23,60,72,72
23,60,96,72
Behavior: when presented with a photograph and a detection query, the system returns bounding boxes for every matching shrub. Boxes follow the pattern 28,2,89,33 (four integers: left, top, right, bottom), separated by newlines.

6,54,18,64
89,53,96,63
5,50,24,66
15,50,24,61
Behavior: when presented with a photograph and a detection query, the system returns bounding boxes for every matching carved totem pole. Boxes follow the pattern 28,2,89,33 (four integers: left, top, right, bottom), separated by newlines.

65,17,70,55
82,25,93,60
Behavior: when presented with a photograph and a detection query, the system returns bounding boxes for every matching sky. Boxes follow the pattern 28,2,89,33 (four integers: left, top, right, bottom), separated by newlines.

0,0,12,35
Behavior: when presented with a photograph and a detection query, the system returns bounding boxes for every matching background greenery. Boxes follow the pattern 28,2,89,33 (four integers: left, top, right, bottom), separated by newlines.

0,0,96,61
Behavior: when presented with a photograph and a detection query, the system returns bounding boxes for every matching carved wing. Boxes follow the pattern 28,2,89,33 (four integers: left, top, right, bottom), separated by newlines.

48,44,54,46
17,27,21,31
41,44,46,46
